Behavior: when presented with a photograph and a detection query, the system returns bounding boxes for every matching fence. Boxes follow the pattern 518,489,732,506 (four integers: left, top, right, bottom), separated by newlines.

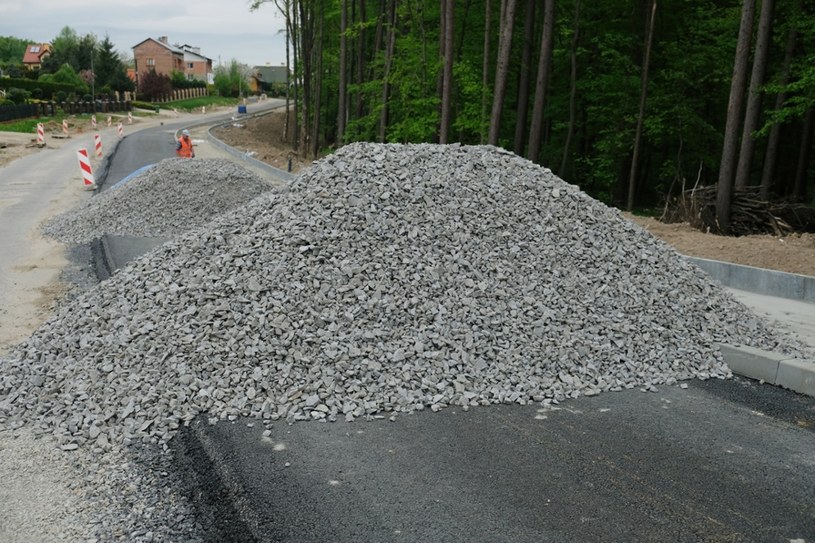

148,87,209,103
0,103,37,122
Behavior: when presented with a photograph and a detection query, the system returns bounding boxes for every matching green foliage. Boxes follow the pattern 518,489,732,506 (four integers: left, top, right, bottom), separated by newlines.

213,60,250,97
5,88,31,104
0,76,76,99
0,36,30,65
39,63,87,93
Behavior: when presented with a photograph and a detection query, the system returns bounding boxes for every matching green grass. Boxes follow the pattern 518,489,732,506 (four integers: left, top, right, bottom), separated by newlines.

0,113,90,133
163,96,239,111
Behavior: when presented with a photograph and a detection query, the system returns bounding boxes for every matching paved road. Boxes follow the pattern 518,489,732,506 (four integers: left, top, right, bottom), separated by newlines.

175,376,815,543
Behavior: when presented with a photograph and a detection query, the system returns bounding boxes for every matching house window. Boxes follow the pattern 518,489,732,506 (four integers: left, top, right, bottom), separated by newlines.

147,58,155,66
188,62,194,69
30,46,40,53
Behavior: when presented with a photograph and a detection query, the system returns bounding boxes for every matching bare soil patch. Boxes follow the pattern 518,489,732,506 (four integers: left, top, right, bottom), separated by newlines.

211,109,310,174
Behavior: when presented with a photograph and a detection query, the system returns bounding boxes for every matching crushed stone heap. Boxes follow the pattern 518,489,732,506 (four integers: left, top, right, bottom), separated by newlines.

42,157,276,244
1,143,809,452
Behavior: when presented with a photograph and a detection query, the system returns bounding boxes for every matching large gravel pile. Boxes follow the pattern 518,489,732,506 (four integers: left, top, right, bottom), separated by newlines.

41,157,275,244
2,143,809,456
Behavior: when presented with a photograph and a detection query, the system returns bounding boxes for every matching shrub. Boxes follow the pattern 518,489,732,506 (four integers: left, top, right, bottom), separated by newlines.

56,91,67,103
6,87,31,104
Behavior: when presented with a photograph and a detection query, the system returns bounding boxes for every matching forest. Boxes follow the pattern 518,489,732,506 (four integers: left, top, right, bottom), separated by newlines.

253,0,815,233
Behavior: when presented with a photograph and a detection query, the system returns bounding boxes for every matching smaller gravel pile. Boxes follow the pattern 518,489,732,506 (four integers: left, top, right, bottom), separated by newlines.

42,158,276,244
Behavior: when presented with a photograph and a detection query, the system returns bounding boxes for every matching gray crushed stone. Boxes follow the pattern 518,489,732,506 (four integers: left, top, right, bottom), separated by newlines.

41,157,276,244
1,142,811,541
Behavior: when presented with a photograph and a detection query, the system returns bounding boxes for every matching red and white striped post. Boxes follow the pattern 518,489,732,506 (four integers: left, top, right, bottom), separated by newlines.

62,119,68,135
93,133,103,158
117,122,123,138
127,111,133,124
36,123,45,146
76,148,96,189
91,114,97,129
106,115,112,127
201,106,206,114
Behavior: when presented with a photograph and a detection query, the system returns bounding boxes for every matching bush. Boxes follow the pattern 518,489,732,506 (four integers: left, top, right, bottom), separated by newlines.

82,94,93,102
55,91,67,103
6,87,31,104
31,88,43,99
0,77,76,99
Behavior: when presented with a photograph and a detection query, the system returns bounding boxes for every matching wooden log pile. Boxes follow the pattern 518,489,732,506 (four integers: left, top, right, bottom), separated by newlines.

661,185,815,236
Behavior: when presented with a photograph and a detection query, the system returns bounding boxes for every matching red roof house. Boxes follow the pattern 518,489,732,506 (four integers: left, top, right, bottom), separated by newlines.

22,43,51,70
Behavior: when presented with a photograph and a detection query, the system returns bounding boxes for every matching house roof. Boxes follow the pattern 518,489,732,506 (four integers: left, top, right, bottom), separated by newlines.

22,43,50,65
131,37,185,56
253,65,289,84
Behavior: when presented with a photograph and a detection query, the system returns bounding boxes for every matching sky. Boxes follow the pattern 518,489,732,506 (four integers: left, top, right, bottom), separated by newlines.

1,0,288,68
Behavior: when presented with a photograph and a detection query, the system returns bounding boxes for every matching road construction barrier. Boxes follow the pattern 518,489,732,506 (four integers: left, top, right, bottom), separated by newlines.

94,133,103,158
77,148,96,189
107,115,112,127
62,119,68,135
201,106,206,114
36,123,44,146
127,111,133,124
117,122,123,138
91,114,97,129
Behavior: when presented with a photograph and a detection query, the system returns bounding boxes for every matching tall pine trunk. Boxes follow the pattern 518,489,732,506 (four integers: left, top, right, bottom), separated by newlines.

480,0,491,144
559,0,580,175
626,0,657,211
379,0,397,142
439,0,454,143
794,109,814,200
527,0,554,163
488,0,517,146
734,0,774,190
310,5,324,158
337,0,348,146
715,0,755,234
512,0,536,156
760,0,798,199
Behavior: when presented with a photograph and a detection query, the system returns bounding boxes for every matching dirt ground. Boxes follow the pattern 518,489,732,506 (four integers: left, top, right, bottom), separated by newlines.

211,109,311,174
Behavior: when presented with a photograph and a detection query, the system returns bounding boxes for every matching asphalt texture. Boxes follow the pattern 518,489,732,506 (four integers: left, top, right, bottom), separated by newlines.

173,377,815,543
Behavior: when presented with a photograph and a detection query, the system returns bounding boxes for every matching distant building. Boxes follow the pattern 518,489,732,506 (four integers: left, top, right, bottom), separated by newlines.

132,36,213,89
249,65,289,95
22,43,51,70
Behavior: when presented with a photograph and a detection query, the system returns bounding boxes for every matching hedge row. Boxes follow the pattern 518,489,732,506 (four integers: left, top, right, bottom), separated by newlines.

0,77,78,98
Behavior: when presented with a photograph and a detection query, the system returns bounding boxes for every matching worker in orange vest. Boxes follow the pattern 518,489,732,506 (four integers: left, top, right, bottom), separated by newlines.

176,129,195,158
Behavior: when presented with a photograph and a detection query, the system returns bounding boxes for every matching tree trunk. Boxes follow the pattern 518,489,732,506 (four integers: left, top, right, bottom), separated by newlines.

355,0,367,121
715,0,755,234
337,0,348,146
488,0,518,146
291,0,301,151
734,0,774,190
794,108,814,201
480,0,491,144
559,0,580,176
512,0,536,156
626,0,657,211
379,0,397,142
528,0,555,163
760,0,798,199
312,5,325,158
439,0,454,143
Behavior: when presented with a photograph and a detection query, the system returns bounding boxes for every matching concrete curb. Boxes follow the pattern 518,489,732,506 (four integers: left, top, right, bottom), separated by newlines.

718,343,815,398
687,256,815,303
